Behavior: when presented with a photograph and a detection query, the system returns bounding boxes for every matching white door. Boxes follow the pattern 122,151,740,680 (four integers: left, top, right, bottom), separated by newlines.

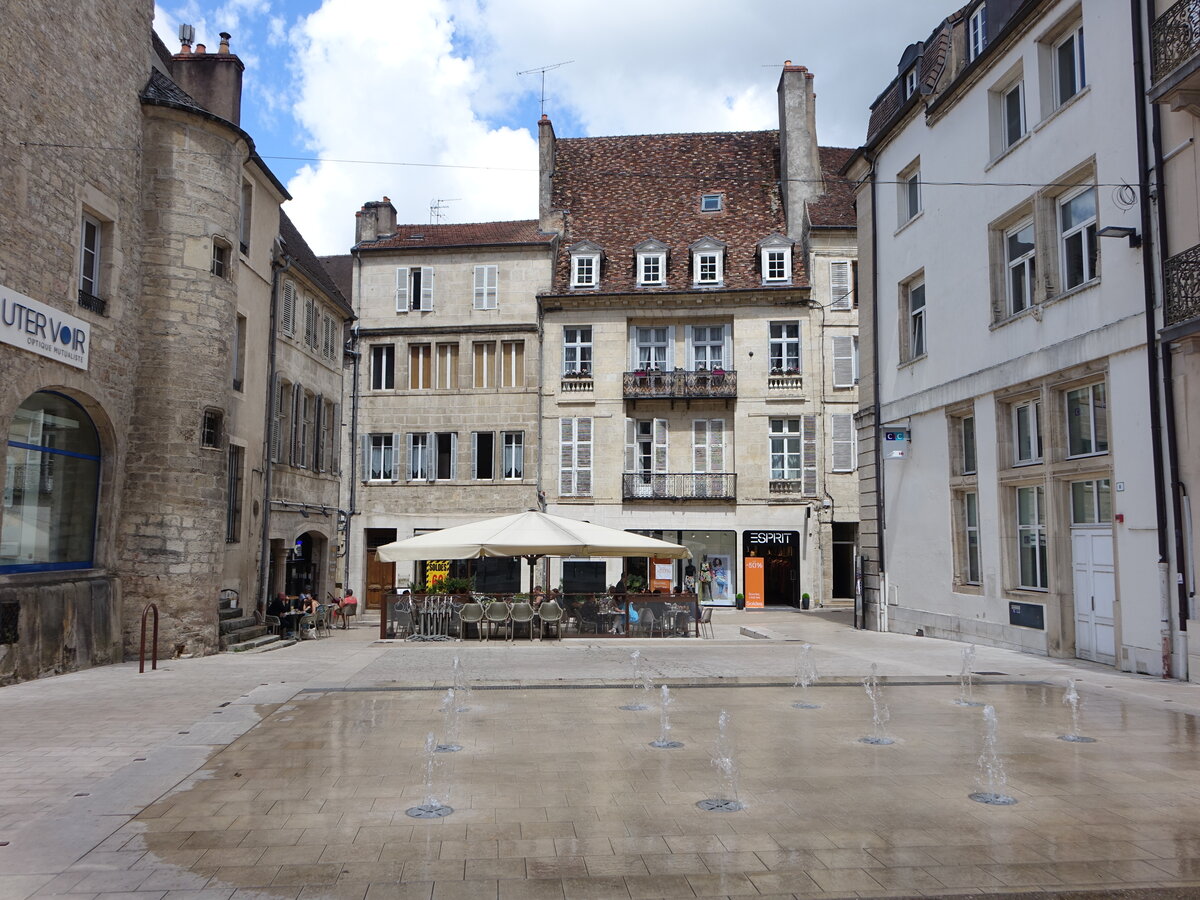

1072,526,1115,663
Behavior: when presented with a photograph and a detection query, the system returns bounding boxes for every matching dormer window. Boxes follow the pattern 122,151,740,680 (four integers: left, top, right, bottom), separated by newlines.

904,67,918,99
758,234,795,285
569,240,603,289
635,239,668,287
690,237,726,287
968,5,987,61
700,194,723,213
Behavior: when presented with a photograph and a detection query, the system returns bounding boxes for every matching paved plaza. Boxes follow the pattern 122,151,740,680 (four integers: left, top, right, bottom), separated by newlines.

3,609,1200,900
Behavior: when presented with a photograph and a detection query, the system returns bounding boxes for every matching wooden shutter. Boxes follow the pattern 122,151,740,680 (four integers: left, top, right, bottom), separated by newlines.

576,417,592,495
831,414,856,472
281,279,296,335
395,267,410,312
331,403,341,474
625,418,637,473
832,336,856,388
420,267,435,310
290,383,302,465
391,432,402,481
653,418,668,473
830,260,853,309
406,434,417,482
359,434,371,481
692,420,708,473
449,433,458,480
270,375,282,462
802,414,818,496
313,394,324,471
559,418,575,495
709,419,725,471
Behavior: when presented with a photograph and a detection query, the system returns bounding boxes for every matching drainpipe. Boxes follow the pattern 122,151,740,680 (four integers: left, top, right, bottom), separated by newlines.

1131,0,1174,677
344,252,363,591
1145,0,1192,674
864,149,886,631
260,238,292,607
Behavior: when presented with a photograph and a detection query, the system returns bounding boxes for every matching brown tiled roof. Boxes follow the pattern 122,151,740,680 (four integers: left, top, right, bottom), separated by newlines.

810,147,856,228
319,253,353,304
548,130,801,293
281,211,352,316
357,220,553,251
866,16,956,145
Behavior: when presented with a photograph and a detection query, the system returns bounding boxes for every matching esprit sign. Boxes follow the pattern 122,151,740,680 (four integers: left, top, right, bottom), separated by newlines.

1,284,90,370
746,531,795,545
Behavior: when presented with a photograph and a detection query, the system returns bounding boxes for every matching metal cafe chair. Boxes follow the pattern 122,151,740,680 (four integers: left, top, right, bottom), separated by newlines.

509,602,536,641
484,601,511,640
458,603,484,641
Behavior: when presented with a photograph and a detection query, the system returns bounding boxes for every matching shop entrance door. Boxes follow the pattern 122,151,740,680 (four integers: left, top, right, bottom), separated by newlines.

1072,526,1115,664
364,528,397,611
743,531,800,607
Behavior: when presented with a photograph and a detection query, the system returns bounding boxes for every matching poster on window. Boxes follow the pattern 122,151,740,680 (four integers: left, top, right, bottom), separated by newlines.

425,560,450,587
708,556,732,603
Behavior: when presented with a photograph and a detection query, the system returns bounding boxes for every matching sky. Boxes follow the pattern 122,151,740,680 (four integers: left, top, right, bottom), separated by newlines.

152,0,955,256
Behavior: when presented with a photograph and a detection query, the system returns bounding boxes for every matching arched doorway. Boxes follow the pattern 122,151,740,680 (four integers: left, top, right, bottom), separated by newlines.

285,531,329,598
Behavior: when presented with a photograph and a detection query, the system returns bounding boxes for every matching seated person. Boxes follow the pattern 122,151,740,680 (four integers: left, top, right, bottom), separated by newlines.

332,588,358,628
267,593,287,618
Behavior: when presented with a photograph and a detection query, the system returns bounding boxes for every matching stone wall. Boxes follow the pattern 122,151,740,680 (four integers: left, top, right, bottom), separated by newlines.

0,578,122,685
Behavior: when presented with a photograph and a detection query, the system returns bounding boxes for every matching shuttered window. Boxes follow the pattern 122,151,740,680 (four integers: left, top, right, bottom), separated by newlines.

281,279,296,336
474,265,498,309
559,417,593,496
802,414,818,495
832,336,857,388
830,259,854,309
692,419,725,472
831,413,856,472
396,266,435,311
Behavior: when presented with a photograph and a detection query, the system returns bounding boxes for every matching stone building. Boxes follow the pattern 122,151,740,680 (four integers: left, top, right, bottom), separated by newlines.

536,64,859,606
0,2,348,682
335,204,554,609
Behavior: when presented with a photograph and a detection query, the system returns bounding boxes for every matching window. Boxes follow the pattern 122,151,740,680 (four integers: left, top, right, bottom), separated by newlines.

2,392,101,573
769,416,816,494
635,327,671,370
563,327,592,375
692,419,726,474
370,344,395,391
271,378,289,463
473,265,498,309
701,194,723,212
830,259,854,309
904,67,918,99
239,180,252,254
570,245,601,288
899,163,921,224
302,295,317,349
280,280,296,337
395,266,434,311
500,341,524,388
636,241,667,286
318,398,333,473
1065,382,1108,457
200,409,223,449
289,383,303,466
1002,81,1025,148
1071,478,1112,524
1006,221,1036,315
435,343,458,390
298,391,315,468
502,432,524,479
831,414,856,473
962,492,981,584
690,326,725,371
1060,187,1097,290
559,417,593,496
330,403,341,476
79,214,103,305
1053,24,1085,107
473,342,496,388
961,415,977,475
758,234,794,285
1016,484,1048,589
832,335,858,388
769,322,801,373
905,278,926,360
407,433,428,481
969,5,987,60
1013,398,1042,464
472,432,495,480
370,434,396,481
232,315,246,391
225,444,244,543
211,238,231,279
322,314,338,361
690,238,726,286
409,344,432,389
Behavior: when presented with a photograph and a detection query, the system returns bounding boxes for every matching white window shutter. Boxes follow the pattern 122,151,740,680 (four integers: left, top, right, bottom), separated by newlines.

665,326,676,369
627,327,637,371
391,433,401,481
449,433,458,480
559,418,575,495
281,280,296,335
471,432,479,478
421,267,435,310
831,414,856,472
653,418,669,473
360,434,371,481
625,418,637,473
692,420,708,473
830,260,852,309
722,325,732,368
395,267,410,312
802,414,818,496
832,336,855,388
710,419,725,471
576,417,592,495
406,434,416,482
473,266,485,309
270,375,282,462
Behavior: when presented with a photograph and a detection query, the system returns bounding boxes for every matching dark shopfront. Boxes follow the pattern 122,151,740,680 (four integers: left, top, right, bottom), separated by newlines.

743,530,800,607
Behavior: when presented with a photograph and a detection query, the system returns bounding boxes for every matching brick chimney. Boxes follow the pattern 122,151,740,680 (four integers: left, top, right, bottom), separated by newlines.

171,29,245,126
538,115,560,235
777,61,824,240
356,198,398,244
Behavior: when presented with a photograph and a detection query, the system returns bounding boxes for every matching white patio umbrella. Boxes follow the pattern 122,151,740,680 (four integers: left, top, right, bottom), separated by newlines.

375,509,691,564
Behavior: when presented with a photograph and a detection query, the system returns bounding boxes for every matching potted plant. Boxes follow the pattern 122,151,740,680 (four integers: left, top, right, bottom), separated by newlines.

801,592,811,610
735,592,745,610
626,574,646,593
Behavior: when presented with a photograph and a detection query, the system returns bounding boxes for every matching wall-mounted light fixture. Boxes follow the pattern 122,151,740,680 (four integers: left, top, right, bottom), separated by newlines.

1097,225,1142,248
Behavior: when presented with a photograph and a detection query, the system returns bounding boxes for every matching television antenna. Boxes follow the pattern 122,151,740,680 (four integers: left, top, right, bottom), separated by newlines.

430,198,459,225
517,60,574,117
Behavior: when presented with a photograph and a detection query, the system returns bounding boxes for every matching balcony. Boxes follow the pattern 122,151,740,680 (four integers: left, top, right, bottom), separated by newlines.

560,374,594,393
1151,0,1200,114
77,288,107,316
1166,243,1200,327
622,370,737,401
622,472,736,501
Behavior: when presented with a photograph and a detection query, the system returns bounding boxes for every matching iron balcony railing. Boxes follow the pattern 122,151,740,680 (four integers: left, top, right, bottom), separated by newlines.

622,472,736,501
1166,243,1200,326
1152,0,1200,83
77,288,107,315
622,369,737,400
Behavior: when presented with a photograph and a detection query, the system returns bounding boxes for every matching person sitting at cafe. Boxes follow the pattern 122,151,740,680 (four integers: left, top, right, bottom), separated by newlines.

332,588,358,629
531,585,546,608
267,593,287,618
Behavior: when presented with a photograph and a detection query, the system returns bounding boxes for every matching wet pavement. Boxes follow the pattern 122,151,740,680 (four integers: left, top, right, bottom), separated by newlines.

3,608,1200,899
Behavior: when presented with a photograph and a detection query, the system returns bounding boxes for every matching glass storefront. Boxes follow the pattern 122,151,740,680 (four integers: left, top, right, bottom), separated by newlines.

628,529,737,605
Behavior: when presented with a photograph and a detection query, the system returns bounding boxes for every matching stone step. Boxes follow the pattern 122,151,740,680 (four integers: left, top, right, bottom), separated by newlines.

219,614,257,634
219,625,269,650
225,633,294,653
218,606,242,621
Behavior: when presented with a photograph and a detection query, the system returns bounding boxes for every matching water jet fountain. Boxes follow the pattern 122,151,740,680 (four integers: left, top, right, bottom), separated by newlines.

955,644,984,707
649,684,683,749
435,688,463,753
620,649,653,710
1059,680,1096,742
405,732,454,818
969,705,1017,805
859,664,894,745
792,643,820,709
698,710,745,811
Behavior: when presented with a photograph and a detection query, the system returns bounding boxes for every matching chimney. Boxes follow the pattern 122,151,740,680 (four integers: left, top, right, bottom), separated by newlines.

538,115,561,235
356,198,398,244
777,61,824,239
172,29,245,125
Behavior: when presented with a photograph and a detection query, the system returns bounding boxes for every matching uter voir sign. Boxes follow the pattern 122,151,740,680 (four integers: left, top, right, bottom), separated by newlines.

1,284,90,370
